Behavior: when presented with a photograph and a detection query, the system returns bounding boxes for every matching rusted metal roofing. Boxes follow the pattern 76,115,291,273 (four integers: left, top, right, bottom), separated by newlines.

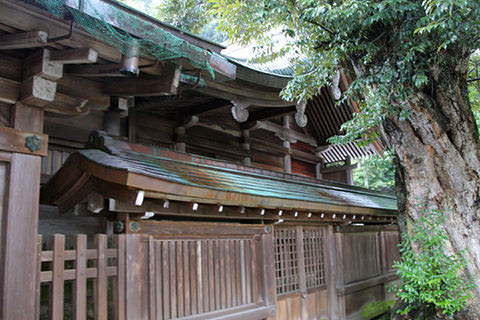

75,148,397,213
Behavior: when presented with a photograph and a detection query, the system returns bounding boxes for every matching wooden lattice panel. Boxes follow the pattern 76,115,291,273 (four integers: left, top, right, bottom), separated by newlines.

303,228,326,289
274,228,299,295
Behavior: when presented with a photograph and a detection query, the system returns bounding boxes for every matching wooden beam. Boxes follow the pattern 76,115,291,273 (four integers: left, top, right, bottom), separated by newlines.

66,63,123,77
103,67,181,96
247,120,317,147
20,76,57,107
0,76,19,104
23,49,63,81
57,74,110,108
0,30,47,50
45,93,90,116
0,126,48,156
246,106,296,124
50,48,98,64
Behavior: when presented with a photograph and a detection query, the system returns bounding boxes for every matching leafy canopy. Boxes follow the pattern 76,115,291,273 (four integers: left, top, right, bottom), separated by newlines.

212,0,480,143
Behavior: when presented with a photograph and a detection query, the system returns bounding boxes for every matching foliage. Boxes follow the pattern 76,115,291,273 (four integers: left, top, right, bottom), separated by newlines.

353,150,395,191
391,210,473,317
360,300,395,320
211,0,480,144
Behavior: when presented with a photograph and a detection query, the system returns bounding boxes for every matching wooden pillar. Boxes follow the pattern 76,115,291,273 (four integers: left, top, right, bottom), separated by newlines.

175,126,187,153
241,129,251,166
0,102,45,320
345,156,353,185
282,116,292,173
325,225,338,320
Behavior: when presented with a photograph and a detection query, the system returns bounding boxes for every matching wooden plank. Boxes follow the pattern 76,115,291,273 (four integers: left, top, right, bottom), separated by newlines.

74,234,87,320
213,240,220,310
50,48,98,64
162,241,170,319
169,241,177,319
196,241,203,314
148,237,156,320
190,241,198,315
295,226,308,319
260,232,276,311
94,234,108,320
225,240,232,308
0,30,47,50
50,234,65,320
250,240,259,304
219,240,227,309
240,240,247,305
113,235,126,320
35,235,43,320
245,240,252,304
154,242,162,320
177,241,185,317
103,66,181,96
183,241,191,316
0,76,19,104
204,240,215,311
0,123,48,156
57,74,109,109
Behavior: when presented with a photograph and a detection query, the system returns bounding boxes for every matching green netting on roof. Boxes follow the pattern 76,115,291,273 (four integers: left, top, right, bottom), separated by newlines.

33,0,214,77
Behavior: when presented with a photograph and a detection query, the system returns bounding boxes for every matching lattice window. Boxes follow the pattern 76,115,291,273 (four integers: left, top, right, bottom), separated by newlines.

274,228,299,295
303,228,326,289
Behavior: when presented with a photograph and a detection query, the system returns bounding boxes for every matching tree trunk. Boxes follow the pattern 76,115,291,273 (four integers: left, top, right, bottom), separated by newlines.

381,62,480,317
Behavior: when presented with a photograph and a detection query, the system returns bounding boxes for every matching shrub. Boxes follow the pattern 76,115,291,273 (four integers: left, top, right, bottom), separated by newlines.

391,209,473,317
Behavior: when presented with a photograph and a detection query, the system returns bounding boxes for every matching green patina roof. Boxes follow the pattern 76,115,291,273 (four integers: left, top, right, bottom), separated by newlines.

77,148,397,213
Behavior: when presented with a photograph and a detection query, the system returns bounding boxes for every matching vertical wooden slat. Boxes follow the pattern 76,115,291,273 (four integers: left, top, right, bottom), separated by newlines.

225,240,232,308
250,239,259,304
240,240,247,305
50,234,65,320
183,241,191,316
196,241,203,315
148,236,156,320
202,240,210,312
35,235,42,320
260,232,276,314
94,234,107,320
219,240,226,309
189,242,197,315
176,241,184,318
74,234,87,320
295,226,307,320
213,240,220,310
208,240,214,312
162,241,170,319
155,242,163,320
245,240,252,303
233,240,240,306
113,235,126,320
169,241,177,319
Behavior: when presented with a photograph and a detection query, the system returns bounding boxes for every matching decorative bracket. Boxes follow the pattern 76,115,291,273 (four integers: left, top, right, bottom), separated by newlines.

330,69,342,100
295,101,308,128
231,100,250,123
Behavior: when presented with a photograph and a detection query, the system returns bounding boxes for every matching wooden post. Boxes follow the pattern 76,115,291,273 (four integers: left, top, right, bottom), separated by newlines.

0,102,44,320
325,225,338,320
282,116,292,173
345,156,353,185
259,232,276,318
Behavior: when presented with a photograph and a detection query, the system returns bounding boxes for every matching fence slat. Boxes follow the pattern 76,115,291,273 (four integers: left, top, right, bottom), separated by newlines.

74,234,87,320
114,235,126,320
148,236,156,320
35,235,42,320
155,242,163,320
183,241,191,316
196,241,203,314
50,234,65,320
94,234,108,320
177,241,184,317
162,241,170,319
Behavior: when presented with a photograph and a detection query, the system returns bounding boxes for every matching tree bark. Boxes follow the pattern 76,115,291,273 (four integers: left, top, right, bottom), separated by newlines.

381,61,480,317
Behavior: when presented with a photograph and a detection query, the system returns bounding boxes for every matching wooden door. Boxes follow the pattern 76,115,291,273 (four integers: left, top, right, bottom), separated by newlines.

273,226,330,320
119,221,277,320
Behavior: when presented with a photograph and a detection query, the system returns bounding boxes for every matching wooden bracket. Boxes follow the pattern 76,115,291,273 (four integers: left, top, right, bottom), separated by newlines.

20,76,57,107
23,48,64,81
295,101,308,128
231,100,250,123
50,48,98,64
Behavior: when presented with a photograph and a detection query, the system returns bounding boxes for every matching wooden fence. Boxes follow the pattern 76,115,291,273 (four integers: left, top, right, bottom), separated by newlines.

36,232,275,320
